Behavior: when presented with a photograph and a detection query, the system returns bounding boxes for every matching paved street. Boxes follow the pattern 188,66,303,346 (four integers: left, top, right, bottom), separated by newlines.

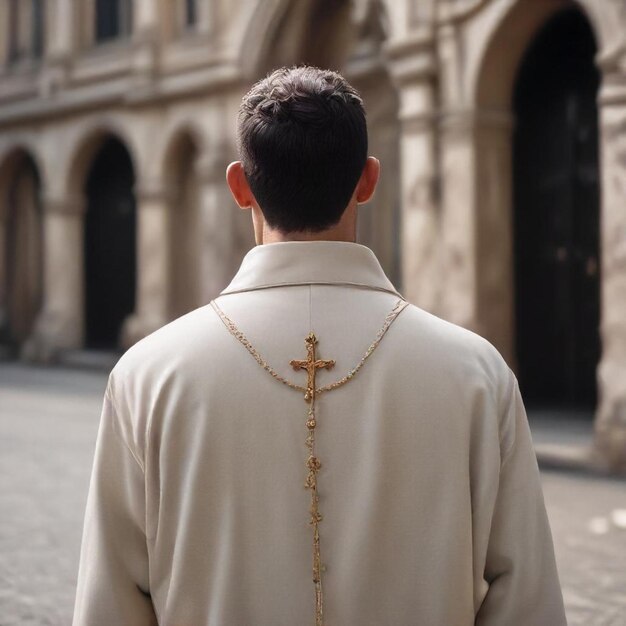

541,472,626,625
1,363,625,625
0,365,106,626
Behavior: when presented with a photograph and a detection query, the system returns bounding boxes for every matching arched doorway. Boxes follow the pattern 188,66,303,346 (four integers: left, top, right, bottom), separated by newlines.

1,151,43,352
84,136,136,349
255,0,354,75
513,7,600,409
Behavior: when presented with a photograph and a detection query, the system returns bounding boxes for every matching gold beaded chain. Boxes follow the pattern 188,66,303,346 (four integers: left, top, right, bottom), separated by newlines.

210,298,409,396
290,331,335,625
210,297,409,625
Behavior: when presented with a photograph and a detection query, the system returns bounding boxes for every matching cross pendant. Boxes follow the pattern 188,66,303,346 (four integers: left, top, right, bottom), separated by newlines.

290,332,335,402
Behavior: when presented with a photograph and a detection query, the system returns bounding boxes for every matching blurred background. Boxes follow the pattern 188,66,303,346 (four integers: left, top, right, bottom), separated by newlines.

0,1,625,624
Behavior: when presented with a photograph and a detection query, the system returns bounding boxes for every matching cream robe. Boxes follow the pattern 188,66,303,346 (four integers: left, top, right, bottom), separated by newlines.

73,241,566,626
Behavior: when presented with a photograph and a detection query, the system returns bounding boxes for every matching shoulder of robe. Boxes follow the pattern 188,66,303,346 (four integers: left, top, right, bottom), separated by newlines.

103,304,233,448
113,303,230,373
396,303,512,403
397,305,515,460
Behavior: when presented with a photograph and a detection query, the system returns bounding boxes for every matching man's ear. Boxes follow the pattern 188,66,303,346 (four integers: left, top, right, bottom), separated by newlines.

226,161,255,209
355,156,380,204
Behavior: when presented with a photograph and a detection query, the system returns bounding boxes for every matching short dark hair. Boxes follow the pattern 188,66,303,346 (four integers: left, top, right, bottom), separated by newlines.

237,66,368,233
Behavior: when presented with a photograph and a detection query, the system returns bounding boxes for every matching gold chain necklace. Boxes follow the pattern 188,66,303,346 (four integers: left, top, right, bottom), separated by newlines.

210,297,409,625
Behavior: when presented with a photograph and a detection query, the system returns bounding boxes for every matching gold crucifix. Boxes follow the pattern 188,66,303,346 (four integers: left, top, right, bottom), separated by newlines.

290,332,335,403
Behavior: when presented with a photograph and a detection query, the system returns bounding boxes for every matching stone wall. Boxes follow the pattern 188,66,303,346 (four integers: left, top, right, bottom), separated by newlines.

0,0,625,468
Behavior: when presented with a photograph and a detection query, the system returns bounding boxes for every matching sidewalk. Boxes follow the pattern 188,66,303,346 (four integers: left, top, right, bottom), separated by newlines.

529,409,603,474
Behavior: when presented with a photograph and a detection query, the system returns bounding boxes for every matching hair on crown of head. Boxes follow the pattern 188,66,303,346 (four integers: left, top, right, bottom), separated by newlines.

240,65,365,126
235,64,368,233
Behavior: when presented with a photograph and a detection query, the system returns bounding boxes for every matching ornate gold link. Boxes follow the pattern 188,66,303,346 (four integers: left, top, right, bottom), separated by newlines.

306,400,324,625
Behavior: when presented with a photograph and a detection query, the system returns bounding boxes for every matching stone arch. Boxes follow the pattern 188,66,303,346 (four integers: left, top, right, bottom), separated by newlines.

473,0,621,108
237,0,290,79
468,0,604,401
239,0,386,78
474,1,568,109
156,119,209,183
0,146,44,353
65,120,140,199
0,141,45,214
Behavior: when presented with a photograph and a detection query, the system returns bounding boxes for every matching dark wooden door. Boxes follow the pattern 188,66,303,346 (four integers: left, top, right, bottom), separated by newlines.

513,8,600,409
84,137,136,349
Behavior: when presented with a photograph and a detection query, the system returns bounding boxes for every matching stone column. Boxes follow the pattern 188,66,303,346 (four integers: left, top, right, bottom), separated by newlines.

436,111,479,333
40,0,74,95
0,0,10,69
434,12,488,337
47,0,74,59
473,112,516,365
133,0,159,38
196,0,215,36
196,147,241,303
349,56,402,285
385,32,441,309
120,182,171,348
0,212,7,344
594,77,626,472
431,108,516,366
437,108,516,363
130,0,159,96
22,194,85,362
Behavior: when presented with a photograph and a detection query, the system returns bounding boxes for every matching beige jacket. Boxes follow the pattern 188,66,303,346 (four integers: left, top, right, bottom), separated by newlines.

73,241,566,626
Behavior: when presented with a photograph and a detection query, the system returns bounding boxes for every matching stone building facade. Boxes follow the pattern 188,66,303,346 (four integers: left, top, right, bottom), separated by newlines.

0,0,625,469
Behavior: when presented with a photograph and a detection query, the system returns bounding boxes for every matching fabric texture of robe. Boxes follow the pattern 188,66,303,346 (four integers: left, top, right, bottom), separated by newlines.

73,240,566,625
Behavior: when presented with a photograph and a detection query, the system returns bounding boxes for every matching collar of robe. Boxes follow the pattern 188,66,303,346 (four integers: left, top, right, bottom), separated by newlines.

220,240,403,298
